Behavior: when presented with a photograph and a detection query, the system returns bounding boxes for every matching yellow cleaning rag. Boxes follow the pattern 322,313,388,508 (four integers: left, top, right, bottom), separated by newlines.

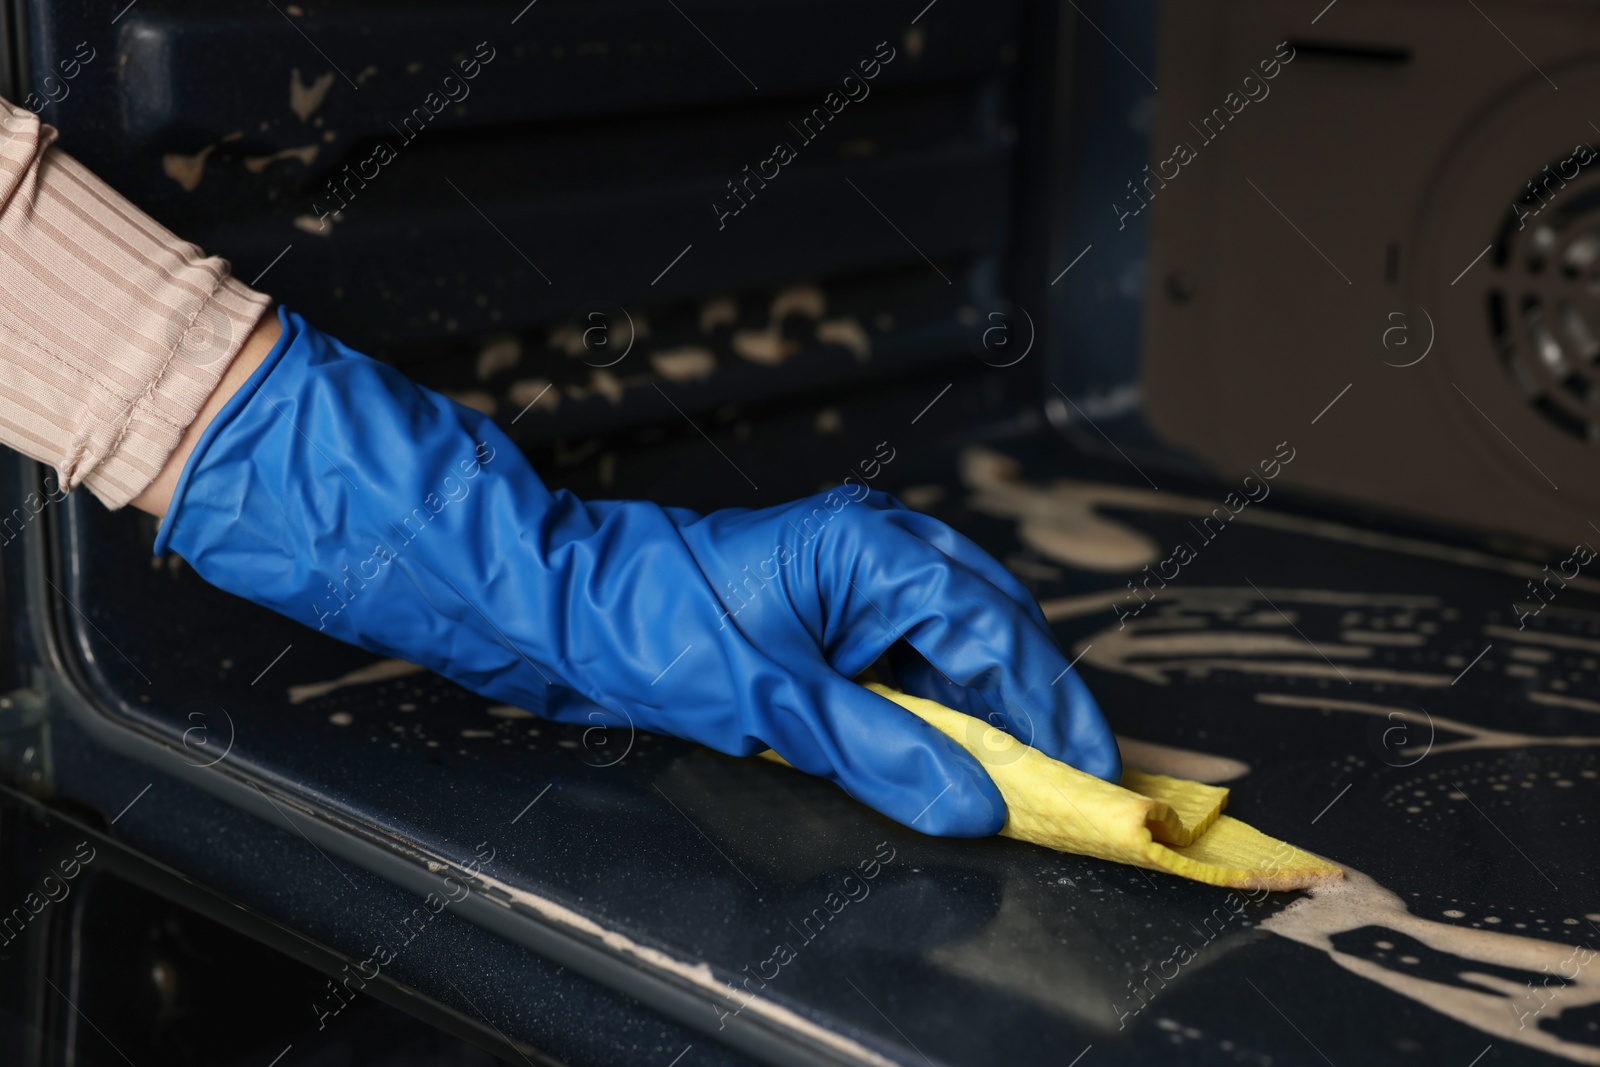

768,684,1342,891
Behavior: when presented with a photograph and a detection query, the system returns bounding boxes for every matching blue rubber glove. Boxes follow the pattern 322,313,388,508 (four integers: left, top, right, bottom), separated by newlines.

156,309,1119,836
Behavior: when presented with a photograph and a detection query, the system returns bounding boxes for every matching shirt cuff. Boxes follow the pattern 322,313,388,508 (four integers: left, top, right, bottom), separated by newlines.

0,95,271,509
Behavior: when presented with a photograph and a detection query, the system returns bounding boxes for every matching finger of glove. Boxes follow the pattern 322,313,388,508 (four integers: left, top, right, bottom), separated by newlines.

843,542,1120,781
868,508,1120,778
883,641,993,720
878,506,1054,632
772,673,1007,837
811,499,1045,681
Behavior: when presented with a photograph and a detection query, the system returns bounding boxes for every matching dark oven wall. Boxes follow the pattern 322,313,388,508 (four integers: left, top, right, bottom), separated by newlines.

22,0,1058,490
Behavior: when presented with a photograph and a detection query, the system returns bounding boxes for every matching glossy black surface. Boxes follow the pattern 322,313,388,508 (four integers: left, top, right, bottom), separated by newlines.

50,397,1600,1065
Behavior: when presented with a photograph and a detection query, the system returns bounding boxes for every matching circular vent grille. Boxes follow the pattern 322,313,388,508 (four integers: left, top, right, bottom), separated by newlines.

1487,171,1600,444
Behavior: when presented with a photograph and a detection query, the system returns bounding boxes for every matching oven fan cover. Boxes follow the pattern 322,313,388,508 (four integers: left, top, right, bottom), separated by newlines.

1411,60,1600,526
1488,173,1600,445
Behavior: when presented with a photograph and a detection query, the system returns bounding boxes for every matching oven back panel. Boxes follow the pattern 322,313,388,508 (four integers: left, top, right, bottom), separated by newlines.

1143,0,1600,549
26,0,1044,444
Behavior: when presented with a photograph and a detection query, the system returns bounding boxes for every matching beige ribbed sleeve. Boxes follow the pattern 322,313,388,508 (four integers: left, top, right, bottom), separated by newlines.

0,96,270,509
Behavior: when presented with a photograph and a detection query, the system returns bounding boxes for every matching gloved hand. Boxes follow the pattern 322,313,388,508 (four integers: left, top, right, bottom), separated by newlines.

157,308,1119,836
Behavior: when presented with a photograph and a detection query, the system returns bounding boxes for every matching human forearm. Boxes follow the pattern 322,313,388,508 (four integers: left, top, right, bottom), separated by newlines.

130,310,278,517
